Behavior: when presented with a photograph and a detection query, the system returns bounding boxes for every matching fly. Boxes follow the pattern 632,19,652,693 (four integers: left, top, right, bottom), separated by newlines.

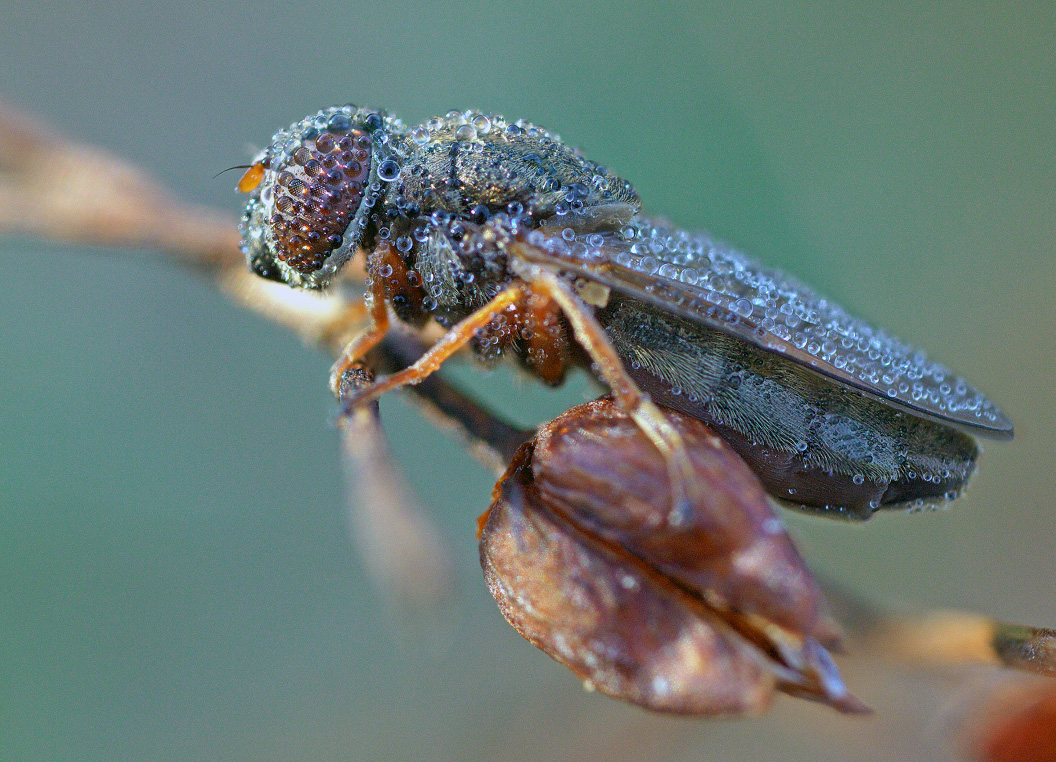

237,105,1012,521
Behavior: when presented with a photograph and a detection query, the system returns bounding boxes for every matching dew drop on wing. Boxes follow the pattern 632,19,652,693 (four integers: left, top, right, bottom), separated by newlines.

560,219,1012,439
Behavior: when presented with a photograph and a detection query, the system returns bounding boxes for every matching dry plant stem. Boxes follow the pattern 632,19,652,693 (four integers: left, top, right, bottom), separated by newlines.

879,614,1056,677
824,581,1056,677
224,272,461,607
0,101,449,605
337,367,452,605
0,104,239,272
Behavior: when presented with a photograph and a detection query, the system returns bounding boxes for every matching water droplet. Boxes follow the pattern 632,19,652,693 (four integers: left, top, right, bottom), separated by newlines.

651,676,670,695
730,297,756,316
326,113,351,133
377,159,400,182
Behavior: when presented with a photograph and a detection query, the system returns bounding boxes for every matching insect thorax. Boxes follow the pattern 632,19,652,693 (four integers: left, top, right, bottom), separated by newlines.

375,112,641,323
383,114,639,222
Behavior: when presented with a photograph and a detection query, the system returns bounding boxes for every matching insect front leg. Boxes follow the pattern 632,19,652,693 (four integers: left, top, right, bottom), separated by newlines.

510,259,699,525
328,260,392,397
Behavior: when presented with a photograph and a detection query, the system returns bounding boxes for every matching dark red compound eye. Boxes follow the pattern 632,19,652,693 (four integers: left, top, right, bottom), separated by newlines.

266,127,372,274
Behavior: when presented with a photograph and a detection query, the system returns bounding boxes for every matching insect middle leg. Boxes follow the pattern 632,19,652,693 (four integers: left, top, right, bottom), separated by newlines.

365,324,532,469
336,283,527,413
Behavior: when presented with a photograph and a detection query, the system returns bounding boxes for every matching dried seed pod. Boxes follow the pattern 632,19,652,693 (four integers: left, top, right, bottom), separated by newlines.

480,399,866,716
529,399,832,639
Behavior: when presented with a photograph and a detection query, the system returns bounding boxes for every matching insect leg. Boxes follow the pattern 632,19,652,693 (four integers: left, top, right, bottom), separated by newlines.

368,325,531,469
337,283,527,413
511,261,698,524
328,271,391,396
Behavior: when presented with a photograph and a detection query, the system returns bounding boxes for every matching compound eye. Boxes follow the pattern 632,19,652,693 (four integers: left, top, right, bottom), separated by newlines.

264,126,373,275
236,162,265,193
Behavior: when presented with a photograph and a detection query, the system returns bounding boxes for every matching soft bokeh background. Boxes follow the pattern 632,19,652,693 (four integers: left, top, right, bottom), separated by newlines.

1,2,1053,761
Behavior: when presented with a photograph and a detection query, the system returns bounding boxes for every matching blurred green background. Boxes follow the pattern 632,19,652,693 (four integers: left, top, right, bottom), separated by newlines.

1,2,1053,761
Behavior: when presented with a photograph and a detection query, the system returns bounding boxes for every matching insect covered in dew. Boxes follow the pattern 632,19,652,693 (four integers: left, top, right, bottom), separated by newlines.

237,105,1012,521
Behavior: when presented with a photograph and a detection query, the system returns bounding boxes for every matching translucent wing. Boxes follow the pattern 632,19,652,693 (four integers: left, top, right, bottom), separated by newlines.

515,219,1013,439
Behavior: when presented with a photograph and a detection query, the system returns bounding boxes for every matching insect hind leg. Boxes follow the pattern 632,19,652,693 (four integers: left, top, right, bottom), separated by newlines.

511,257,698,525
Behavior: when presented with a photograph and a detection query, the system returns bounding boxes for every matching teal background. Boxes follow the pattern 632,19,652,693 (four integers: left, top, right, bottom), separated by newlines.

1,2,1053,760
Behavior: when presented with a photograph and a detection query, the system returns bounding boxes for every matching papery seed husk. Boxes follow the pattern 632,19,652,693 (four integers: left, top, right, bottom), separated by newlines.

530,400,828,639
481,451,777,716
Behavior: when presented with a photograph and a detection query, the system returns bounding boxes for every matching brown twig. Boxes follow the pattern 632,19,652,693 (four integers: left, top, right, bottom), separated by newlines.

0,103,239,272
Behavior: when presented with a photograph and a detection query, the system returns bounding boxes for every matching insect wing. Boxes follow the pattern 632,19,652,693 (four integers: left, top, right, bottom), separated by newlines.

515,222,1013,439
